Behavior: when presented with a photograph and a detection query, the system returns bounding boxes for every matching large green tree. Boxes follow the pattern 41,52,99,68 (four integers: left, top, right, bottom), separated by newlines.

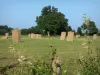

35,6,68,35
81,14,98,35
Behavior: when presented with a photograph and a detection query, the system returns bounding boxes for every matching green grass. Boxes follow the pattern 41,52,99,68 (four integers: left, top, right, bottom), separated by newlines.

0,35,100,75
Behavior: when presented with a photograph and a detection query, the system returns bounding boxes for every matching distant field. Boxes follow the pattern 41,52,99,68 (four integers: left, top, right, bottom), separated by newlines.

0,35,100,75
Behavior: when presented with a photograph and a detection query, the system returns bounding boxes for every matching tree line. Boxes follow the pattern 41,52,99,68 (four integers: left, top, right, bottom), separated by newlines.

0,25,13,35
0,6,99,36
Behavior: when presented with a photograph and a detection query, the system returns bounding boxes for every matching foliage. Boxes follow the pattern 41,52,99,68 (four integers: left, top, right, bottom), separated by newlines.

35,5,68,35
0,42,62,75
81,14,98,35
29,59,51,75
97,29,100,36
78,49,100,75
21,28,31,35
87,21,98,35
72,29,76,35
0,25,13,35
77,27,83,35
66,26,72,32
29,45,62,75
33,26,42,34
78,39,100,75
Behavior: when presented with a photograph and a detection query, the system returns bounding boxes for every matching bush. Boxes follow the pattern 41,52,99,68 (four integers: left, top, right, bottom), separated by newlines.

78,40,100,75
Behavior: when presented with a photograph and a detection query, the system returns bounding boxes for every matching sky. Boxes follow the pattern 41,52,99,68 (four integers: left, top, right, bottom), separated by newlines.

0,0,100,30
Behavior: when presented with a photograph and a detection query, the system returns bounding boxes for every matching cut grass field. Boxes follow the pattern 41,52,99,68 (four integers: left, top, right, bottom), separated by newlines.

0,35,100,75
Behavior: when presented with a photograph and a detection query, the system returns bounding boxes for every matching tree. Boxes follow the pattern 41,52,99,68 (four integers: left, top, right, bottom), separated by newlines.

0,25,13,35
97,29,100,36
35,5,68,35
33,26,42,34
72,29,76,35
77,27,82,35
67,26,72,32
81,20,98,35
81,14,98,35
21,29,30,35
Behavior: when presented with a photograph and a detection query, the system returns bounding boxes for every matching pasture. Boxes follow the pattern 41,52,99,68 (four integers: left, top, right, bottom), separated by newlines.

0,36,100,75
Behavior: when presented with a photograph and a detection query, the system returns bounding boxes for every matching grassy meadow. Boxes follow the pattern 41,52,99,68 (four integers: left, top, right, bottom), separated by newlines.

0,35,100,75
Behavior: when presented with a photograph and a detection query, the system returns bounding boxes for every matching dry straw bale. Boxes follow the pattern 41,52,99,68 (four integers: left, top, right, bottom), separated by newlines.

5,33,9,37
31,33,36,38
35,34,39,39
36,34,42,39
76,34,80,38
93,34,98,39
12,29,21,42
1,33,9,40
60,32,66,40
67,31,74,41
30,33,41,39
5,33,9,39
38,34,42,39
28,34,31,38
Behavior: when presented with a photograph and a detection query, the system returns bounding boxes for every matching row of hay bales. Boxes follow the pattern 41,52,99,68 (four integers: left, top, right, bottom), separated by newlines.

3,31,77,41
2,29,42,42
2,33,9,40
28,31,75,41
2,29,99,42
2,29,21,42
60,31,99,41
60,31,74,41
28,33,41,39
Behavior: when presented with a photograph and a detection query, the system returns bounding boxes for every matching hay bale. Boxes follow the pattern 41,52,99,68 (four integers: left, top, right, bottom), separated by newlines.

38,34,42,39
28,34,31,38
2,33,9,40
30,33,33,38
35,34,41,39
30,34,41,39
31,33,36,38
67,31,74,41
5,33,9,37
76,34,80,38
35,34,39,39
12,29,21,42
93,34,98,39
5,36,8,40
60,32,66,40
5,33,9,39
